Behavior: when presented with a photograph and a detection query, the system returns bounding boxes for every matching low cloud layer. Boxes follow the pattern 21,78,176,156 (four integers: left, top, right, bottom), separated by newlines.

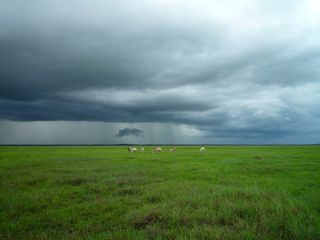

116,128,144,138
0,0,320,143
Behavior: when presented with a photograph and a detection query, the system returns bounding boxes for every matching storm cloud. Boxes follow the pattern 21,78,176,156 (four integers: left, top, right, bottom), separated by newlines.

116,128,144,138
0,0,320,143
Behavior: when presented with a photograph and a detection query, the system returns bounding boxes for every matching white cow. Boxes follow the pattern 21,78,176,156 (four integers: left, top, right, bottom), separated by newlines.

153,147,162,154
128,147,137,152
200,147,206,152
140,147,144,152
170,147,176,152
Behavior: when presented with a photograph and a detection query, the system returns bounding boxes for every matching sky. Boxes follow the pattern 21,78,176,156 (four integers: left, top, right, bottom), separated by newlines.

0,0,320,144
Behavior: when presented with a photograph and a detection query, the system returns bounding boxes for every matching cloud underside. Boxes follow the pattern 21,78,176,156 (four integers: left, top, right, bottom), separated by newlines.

0,0,320,141
116,128,144,137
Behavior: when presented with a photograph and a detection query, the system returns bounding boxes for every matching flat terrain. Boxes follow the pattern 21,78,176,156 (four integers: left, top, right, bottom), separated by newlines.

0,146,319,239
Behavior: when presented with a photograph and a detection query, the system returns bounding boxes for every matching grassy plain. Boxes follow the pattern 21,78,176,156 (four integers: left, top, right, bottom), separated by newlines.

0,145,320,239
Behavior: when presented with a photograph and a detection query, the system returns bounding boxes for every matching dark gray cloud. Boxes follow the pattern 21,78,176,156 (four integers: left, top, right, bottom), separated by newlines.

116,128,144,138
0,0,320,143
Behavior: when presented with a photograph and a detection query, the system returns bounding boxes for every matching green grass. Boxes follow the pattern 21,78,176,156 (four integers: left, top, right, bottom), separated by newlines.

0,146,320,239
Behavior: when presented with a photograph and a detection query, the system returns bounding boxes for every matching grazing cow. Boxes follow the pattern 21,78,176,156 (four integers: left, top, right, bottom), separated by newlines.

200,147,206,152
153,147,162,154
170,147,176,152
128,147,137,152
140,147,144,152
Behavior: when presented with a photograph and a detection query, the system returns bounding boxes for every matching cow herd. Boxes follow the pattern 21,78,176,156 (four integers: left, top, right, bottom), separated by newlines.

127,146,206,153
